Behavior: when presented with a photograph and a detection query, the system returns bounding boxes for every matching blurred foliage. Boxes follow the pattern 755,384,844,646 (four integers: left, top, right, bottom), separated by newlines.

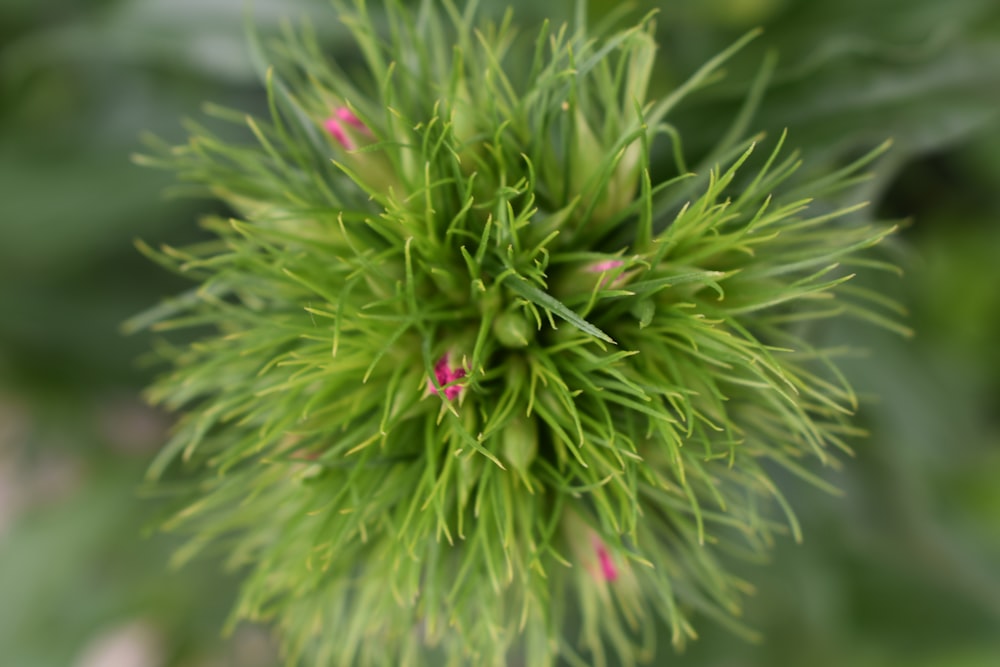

0,0,998,665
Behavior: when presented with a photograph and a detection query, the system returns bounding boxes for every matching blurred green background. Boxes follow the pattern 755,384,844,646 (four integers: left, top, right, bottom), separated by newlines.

1,1,998,665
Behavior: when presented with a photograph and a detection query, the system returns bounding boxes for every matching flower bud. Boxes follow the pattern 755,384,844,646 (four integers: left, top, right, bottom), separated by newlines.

493,309,535,348
447,80,483,170
323,106,370,150
593,537,619,582
322,106,399,195
502,414,538,473
569,110,642,225
552,257,637,300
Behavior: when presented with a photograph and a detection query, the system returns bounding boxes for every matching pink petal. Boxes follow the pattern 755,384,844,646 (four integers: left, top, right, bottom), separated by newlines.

429,355,466,400
336,106,369,133
587,259,625,274
586,260,629,289
594,540,618,582
444,368,466,399
323,117,354,149
433,357,450,385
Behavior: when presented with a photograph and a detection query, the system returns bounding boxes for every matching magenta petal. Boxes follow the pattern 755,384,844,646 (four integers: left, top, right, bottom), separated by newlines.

588,259,625,274
336,106,369,133
433,357,451,385
323,118,353,149
429,356,465,400
595,541,619,582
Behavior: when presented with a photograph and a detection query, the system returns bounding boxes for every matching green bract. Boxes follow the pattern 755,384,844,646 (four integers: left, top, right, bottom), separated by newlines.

131,2,904,665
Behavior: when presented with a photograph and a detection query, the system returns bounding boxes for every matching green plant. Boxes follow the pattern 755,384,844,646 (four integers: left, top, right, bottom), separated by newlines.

130,2,904,665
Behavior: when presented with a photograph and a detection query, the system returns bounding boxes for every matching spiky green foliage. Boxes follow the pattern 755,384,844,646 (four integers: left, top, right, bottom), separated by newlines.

130,2,904,666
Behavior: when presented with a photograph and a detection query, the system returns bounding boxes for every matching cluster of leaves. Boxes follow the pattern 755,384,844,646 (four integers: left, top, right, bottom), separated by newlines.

131,1,903,665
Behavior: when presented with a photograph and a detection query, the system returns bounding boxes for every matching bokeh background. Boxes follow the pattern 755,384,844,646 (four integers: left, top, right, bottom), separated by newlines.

1,0,998,665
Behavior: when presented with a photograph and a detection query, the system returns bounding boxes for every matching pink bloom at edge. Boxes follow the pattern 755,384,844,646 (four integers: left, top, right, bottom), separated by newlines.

428,355,466,400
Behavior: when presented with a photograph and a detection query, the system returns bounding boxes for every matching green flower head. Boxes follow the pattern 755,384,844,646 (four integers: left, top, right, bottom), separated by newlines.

131,1,904,665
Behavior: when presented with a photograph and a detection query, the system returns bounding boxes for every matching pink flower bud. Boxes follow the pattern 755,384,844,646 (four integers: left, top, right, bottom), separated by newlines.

323,107,371,150
593,538,618,582
586,259,631,289
323,117,353,149
588,260,625,274
335,106,369,133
